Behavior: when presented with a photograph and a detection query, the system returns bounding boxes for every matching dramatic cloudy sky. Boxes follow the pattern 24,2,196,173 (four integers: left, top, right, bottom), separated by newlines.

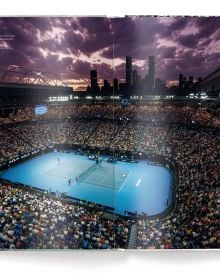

0,16,219,90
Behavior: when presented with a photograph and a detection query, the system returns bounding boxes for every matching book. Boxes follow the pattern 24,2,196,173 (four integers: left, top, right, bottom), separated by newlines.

0,16,219,250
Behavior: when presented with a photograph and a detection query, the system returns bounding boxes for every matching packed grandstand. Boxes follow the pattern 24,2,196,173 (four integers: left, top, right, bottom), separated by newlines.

0,101,219,249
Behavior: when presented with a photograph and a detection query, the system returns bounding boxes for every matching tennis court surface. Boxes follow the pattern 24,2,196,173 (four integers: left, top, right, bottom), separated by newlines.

0,151,173,216
45,159,129,191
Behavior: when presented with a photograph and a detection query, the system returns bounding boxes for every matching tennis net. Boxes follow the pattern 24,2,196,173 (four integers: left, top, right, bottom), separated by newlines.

77,162,97,181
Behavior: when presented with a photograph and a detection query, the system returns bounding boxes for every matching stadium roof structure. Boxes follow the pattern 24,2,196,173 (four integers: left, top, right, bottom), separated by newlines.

199,67,220,85
0,65,68,87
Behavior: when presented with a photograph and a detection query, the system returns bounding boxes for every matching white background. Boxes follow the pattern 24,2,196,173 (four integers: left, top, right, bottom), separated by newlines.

0,1,219,279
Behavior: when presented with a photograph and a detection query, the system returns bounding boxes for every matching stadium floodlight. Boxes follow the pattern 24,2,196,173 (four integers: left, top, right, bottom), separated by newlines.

48,96,69,102
133,95,138,100
110,96,119,99
201,92,207,97
154,95,160,99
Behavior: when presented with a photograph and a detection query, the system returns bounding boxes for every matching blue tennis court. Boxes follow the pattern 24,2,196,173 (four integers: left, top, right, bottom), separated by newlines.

0,151,173,216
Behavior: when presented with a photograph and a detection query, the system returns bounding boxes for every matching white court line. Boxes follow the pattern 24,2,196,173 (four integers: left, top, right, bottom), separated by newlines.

118,171,132,192
136,178,141,187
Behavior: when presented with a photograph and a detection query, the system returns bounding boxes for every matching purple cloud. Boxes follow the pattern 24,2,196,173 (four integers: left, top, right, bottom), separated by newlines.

0,16,219,89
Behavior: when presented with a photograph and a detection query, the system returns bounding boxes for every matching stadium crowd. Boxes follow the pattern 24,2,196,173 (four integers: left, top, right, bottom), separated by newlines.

0,101,219,249
1,102,219,126
0,182,131,249
137,126,219,249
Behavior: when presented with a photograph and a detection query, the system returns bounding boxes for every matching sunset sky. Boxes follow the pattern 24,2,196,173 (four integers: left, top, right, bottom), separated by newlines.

0,16,219,90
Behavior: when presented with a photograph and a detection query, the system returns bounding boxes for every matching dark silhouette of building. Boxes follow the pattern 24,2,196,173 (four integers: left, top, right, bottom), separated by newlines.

132,70,137,86
90,70,100,94
101,79,112,95
113,78,119,93
179,73,184,89
136,75,141,87
155,78,164,87
103,79,110,88
84,55,160,97
188,76,194,90
90,70,97,88
132,70,143,95
189,76,194,83
154,78,167,95
197,77,202,83
178,73,200,95
126,56,132,87
119,83,126,93
148,56,155,91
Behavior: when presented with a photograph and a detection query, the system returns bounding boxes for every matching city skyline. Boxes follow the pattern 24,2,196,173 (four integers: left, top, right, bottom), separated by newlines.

0,16,219,90
86,55,157,96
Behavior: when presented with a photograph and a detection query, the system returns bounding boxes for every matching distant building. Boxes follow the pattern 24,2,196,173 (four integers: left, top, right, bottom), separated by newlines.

90,70,97,88
179,73,184,89
155,78,166,88
85,55,159,97
154,78,167,95
103,79,110,88
136,74,141,87
101,79,112,95
132,70,137,86
197,77,202,83
132,70,143,95
148,56,155,91
126,56,132,87
188,76,194,90
90,70,100,94
189,76,194,83
113,78,119,93
119,83,127,93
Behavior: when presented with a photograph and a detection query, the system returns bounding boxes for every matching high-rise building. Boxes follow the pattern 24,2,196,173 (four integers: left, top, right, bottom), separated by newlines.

90,70,100,94
189,76,194,89
113,78,119,92
148,56,155,90
90,70,98,88
101,79,111,95
126,56,132,87
103,79,110,88
136,74,141,86
132,70,137,86
197,77,202,83
155,78,166,88
189,76,194,83
179,73,184,89
119,83,126,92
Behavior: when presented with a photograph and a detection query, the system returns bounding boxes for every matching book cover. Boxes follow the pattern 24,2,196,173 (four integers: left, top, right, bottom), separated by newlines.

0,16,219,249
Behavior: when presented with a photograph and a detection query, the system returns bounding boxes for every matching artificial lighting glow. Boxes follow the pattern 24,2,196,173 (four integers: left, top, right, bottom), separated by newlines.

49,96,69,102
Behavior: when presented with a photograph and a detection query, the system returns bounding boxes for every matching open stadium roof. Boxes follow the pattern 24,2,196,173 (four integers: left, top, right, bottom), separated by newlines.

0,65,68,87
